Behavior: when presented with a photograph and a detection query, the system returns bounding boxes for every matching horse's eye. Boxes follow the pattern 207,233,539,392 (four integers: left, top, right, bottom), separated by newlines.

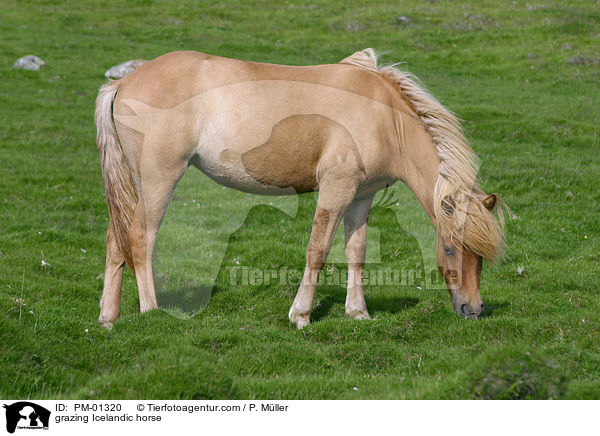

444,246,455,256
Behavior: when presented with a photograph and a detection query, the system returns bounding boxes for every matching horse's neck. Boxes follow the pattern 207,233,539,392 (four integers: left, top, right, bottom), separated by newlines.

393,111,440,224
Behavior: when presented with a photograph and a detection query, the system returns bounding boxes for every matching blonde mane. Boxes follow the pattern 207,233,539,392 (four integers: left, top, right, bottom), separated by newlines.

340,49,505,261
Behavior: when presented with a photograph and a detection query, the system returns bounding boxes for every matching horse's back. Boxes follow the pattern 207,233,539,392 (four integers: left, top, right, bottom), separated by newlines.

115,50,412,113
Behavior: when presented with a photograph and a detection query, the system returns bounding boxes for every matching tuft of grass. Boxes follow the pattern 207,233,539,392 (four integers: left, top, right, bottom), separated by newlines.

465,345,569,399
74,344,238,399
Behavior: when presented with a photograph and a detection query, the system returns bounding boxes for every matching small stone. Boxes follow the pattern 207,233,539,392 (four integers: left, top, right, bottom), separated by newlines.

568,55,600,66
13,55,46,71
104,59,146,79
562,43,571,50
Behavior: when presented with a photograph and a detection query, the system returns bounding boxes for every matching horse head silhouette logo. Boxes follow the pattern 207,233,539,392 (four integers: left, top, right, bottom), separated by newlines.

3,402,50,433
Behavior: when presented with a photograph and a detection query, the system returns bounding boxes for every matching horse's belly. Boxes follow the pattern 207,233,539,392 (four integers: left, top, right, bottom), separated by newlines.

189,151,304,195
190,124,313,196
192,112,350,195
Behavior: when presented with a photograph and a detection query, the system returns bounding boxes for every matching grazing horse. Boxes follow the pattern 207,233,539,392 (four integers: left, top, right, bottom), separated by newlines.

95,49,504,328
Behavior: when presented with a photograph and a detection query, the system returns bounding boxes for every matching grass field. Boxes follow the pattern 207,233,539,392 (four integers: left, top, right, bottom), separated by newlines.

1,0,599,399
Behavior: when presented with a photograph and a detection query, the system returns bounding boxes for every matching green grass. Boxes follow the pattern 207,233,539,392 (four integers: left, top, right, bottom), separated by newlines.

1,0,599,399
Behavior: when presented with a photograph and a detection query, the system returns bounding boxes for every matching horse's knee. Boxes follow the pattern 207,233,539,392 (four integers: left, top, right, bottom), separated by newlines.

306,242,325,270
344,244,365,264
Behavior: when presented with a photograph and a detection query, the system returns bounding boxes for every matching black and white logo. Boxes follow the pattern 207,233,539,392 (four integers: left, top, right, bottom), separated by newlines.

3,402,50,433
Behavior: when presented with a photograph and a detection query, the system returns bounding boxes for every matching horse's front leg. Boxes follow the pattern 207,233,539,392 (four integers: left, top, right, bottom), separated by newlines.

343,195,374,320
289,178,358,329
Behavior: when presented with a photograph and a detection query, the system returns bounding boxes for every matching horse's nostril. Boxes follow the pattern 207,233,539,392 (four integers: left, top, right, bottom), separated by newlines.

480,303,485,313
460,303,468,316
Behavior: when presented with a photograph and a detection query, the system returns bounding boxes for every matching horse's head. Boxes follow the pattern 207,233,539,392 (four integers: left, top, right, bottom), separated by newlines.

436,193,498,319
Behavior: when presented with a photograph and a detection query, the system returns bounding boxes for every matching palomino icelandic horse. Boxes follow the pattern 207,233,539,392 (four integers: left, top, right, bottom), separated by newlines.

95,49,504,328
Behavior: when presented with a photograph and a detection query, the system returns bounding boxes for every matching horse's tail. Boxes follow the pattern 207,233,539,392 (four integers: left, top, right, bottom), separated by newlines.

95,80,137,270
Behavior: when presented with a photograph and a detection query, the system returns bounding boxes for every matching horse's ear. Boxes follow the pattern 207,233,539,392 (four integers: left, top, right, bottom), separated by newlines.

481,193,497,211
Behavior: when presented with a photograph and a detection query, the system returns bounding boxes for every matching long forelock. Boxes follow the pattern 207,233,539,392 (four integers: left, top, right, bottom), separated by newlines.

340,49,505,261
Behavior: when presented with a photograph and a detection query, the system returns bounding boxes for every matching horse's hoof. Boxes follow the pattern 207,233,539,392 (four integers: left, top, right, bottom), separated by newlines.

140,302,158,313
293,316,310,329
98,318,114,330
289,309,311,329
346,309,371,320
98,309,118,326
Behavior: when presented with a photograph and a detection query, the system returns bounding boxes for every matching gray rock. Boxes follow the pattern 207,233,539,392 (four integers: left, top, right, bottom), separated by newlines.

104,59,146,79
13,55,46,71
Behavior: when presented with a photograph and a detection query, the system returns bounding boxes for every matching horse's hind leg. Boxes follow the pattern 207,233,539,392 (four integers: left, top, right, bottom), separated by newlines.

289,178,358,329
98,225,125,325
343,195,374,320
129,151,188,313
